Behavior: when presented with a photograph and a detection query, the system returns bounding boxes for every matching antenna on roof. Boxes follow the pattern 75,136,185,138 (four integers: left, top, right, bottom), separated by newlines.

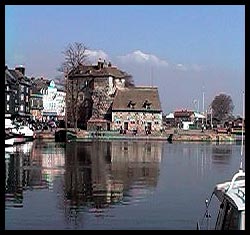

240,91,244,170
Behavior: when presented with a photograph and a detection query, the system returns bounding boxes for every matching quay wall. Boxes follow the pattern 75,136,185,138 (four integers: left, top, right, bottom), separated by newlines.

34,129,243,142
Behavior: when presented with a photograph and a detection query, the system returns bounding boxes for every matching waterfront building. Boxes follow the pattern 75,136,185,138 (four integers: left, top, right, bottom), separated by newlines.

5,66,16,119
111,86,163,134
29,77,45,121
30,77,66,121
54,82,66,120
5,65,31,122
66,58,133,130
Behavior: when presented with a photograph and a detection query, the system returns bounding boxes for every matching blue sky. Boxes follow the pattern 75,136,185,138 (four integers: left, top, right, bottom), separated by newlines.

5,5,245,115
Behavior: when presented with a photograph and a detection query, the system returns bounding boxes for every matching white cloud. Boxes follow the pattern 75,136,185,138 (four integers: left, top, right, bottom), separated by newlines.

174,63,204,72
85,49,109,64
175,63,187,71
117,50,204,73
117,50,169,67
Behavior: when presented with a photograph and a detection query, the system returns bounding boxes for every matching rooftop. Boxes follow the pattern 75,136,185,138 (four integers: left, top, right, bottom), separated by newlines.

112,86,162,111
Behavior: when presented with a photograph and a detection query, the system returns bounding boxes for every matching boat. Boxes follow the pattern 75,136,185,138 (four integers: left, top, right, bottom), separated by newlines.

11,125,35,141
55,129,77,142
197,166,245,230
197,92,245,230
5,132,15,147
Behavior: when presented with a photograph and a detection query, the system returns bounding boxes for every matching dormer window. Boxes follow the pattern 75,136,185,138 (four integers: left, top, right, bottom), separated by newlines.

127,100,136,109
143,100,151,109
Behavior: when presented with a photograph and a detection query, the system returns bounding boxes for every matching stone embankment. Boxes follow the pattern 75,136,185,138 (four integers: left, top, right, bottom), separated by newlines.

35,128,242,142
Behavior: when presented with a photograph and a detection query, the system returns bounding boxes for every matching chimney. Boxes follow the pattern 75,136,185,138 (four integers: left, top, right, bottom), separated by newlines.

15,65,25,76
97,58,104,69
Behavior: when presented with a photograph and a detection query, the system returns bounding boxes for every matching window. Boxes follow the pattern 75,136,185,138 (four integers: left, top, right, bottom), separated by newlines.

6,104,9,111
6,86,9,91
20,105,24,111
6,94,10,101
143,100,151,109
21,94,24,101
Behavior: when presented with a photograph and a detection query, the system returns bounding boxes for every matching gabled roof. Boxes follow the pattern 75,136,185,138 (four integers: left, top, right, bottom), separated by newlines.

5,69,16,85
69,64,129,79
112,86,162,111
31,78,48,93
8,69,31,85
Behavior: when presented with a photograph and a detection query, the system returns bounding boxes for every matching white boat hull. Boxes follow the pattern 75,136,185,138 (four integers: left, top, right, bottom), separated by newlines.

5,137,15,146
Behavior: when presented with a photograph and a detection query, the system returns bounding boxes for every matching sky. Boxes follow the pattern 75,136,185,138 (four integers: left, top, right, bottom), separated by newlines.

5,5,245,116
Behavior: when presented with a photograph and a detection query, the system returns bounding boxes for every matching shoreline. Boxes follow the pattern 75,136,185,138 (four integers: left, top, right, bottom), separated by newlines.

34,128,244,143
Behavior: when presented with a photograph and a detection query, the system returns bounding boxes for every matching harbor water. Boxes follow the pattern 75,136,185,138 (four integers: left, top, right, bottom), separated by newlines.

5,140,245,230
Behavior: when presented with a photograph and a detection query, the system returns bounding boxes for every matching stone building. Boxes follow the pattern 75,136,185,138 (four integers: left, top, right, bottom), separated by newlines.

66,59,133,130
111,86,163,134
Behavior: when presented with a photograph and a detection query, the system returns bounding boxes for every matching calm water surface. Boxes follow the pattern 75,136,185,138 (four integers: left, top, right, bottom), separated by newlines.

5,140,245,230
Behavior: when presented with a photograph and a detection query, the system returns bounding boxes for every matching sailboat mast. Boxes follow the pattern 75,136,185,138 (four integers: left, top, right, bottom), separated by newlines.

240,91,244,167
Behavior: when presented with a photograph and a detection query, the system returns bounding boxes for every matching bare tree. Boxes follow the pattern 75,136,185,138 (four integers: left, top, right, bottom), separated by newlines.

60,42,89,130
211,93,234,122
62,42,88,72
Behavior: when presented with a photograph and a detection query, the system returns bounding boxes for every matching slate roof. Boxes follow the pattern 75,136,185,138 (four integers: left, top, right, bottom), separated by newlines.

112,86,162,112
8,69,31,85
69,64,129,78
31,78,48,93
5,69,16,85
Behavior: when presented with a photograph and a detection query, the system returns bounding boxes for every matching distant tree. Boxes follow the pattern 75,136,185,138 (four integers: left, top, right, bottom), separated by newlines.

211,93,234,122
60,42,89,130
124,74,135,87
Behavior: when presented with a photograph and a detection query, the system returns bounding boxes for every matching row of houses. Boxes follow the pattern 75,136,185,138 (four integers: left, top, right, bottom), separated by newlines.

5,60,164,134
8,60,241,134
5,65,66,124
164,109,244,130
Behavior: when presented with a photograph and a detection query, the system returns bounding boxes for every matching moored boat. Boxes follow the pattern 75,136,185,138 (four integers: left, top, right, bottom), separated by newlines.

197,167,245,230
11,125,35,141
197,92,245,230
5,132,15,147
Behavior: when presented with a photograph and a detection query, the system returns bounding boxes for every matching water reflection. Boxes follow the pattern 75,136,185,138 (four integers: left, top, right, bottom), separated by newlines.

5,140,163,225
5,141,244,230
211,143,232,164
64,141,163,222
